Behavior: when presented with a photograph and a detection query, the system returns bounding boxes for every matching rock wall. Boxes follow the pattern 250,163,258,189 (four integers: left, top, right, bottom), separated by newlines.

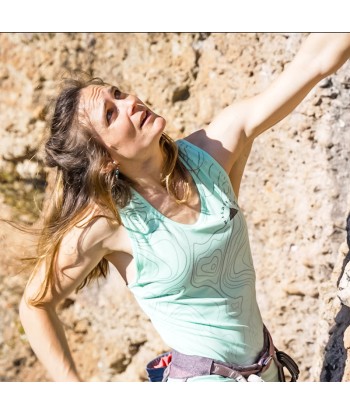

0,33,349,381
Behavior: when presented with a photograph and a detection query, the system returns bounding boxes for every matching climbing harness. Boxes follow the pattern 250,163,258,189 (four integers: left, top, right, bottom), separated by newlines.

146,326,299,382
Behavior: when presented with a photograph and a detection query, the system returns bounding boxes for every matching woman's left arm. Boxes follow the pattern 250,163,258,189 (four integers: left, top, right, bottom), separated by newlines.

190,33,350,177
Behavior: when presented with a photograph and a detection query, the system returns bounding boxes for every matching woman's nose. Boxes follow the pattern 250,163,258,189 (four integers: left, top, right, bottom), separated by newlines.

125,94,140,116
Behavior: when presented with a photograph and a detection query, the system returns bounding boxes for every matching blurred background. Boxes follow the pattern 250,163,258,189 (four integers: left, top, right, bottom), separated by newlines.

0,33,349,382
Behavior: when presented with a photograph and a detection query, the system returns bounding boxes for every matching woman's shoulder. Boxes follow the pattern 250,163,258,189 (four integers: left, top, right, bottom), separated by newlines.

177,132,204,149
63,208,120,253
178,132,227,168
176,134,210,160
176,134,229,176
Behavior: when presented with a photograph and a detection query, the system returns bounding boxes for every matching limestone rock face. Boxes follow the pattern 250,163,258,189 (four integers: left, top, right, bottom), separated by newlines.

1,33,349,382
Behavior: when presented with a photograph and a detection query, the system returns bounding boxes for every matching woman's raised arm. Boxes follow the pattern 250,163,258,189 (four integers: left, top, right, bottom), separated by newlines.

190,33,350,178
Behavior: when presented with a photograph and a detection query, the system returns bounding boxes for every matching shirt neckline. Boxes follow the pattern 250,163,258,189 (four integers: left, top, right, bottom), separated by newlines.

130,147,205,229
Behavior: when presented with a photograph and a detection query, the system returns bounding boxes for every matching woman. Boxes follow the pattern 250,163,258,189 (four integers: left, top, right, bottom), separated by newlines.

19,33,350,382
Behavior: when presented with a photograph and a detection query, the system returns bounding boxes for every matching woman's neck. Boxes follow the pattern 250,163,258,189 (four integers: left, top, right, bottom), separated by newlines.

121,147,165,191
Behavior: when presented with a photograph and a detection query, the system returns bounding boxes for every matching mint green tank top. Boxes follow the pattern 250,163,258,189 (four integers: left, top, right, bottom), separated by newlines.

119,139,266,372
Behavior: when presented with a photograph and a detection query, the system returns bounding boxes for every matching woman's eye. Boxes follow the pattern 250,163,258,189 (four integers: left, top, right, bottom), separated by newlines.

114,88,122,99
106,109,113,123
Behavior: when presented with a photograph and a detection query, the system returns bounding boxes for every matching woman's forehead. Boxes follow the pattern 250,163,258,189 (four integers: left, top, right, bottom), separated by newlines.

81,84,107,107
78,84,108,126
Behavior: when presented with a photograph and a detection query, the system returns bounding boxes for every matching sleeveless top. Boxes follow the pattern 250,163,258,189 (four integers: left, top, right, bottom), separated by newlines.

119,139,265,366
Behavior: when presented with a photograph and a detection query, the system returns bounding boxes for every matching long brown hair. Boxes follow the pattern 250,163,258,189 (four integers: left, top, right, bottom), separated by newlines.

27,72,190,306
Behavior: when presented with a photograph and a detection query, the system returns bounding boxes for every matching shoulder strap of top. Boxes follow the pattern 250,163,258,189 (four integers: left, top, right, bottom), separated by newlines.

177,139,237,203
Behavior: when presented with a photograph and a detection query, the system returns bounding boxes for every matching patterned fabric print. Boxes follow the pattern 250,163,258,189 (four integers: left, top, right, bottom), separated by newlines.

120,139,265,368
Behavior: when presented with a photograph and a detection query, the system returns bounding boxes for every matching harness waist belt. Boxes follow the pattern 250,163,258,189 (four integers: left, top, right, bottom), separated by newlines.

167,326,275,381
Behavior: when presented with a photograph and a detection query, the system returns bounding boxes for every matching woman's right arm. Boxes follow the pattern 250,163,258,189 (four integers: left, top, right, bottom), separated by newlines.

19,216,118,382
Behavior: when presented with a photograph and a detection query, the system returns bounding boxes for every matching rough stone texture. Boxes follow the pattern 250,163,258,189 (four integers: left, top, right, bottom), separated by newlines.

0,33,349,382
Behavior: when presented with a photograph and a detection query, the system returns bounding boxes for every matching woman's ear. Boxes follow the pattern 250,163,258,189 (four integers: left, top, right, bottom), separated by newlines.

101,157,118,174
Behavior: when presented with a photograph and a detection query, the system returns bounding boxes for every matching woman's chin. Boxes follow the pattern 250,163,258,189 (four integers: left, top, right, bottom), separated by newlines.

155,115,167,131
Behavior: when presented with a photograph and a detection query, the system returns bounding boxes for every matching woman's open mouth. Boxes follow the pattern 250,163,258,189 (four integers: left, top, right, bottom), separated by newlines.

140,110,150,128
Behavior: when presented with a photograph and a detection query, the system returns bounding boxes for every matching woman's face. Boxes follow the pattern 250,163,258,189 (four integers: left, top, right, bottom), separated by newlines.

79,84,166,163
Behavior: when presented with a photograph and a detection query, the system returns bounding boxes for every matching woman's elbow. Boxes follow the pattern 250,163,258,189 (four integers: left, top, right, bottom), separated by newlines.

19,294,37,325
19,292,55,326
